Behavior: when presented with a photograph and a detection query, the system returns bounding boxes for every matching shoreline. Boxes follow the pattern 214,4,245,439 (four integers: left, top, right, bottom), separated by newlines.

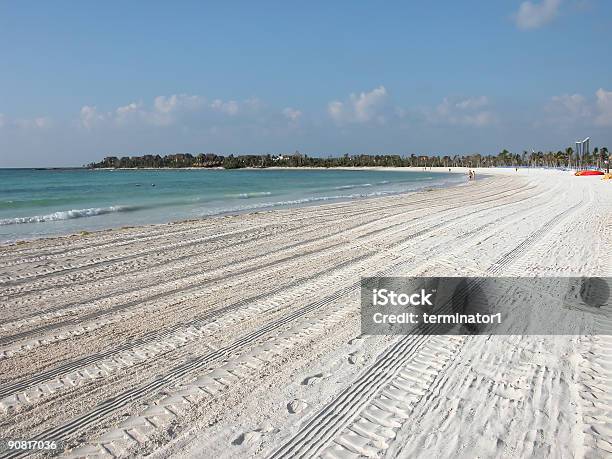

0,168,474,247
0,166,582,248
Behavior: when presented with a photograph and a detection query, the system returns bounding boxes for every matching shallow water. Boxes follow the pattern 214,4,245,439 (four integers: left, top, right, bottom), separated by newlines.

0,168,463,242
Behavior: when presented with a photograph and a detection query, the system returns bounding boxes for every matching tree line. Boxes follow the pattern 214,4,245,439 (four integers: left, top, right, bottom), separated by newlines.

87,147,610,170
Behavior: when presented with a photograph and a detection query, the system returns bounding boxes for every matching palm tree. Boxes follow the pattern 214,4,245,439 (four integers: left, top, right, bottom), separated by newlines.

601,147,609,172
565,147,574,169
498,149,510,166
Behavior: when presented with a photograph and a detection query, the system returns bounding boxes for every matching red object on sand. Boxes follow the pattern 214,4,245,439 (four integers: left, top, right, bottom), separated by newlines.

575,170,605,176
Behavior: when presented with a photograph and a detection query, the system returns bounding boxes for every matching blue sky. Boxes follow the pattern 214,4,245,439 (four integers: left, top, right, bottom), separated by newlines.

1,0,611,167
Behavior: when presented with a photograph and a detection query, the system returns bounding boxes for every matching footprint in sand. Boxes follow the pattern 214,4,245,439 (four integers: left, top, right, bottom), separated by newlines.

233,421,277,446
233,430,262,446
348,351,363,365
287,399,308,414
258,420,275,433
301,372,331,385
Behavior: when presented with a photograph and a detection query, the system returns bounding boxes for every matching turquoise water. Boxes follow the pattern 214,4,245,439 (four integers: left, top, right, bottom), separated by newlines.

0,168,463,242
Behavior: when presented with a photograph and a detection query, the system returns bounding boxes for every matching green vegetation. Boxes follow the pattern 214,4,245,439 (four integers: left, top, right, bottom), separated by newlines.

87,148,610,170
89,153,224,169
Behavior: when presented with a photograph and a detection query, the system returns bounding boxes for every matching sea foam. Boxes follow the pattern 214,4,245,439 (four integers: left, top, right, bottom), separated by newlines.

0,206,131,225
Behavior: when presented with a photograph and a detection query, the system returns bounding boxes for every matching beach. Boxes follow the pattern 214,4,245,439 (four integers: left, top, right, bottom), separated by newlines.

0,167,611,458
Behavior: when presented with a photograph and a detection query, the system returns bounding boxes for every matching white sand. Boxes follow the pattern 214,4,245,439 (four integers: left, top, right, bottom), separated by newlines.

0,167,610,458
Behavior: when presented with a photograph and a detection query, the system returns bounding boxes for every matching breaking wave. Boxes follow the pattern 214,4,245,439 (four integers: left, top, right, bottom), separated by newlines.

201,177,466,217
335,183,373,190
230,191,273,199
0,206,133,226
201,190,402,216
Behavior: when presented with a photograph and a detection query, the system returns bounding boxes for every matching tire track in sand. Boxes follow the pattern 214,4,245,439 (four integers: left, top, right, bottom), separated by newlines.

268,197,585,459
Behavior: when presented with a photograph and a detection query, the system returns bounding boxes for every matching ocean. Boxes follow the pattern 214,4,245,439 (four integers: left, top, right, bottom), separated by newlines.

0,168,463,242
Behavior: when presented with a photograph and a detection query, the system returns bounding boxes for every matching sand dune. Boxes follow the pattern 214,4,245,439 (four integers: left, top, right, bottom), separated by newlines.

0,168,610,458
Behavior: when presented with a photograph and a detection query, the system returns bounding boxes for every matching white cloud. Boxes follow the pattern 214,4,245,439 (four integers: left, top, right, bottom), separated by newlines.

80,105,106,129
0,114,52,130
78,94,262,130
550,94,590,116
154,94,204,114
460,112,496,127
432,96,496,127
114,100,179,127
328,86,389,125
210,99,240,116
515,0,562,29
327,89,494,128
121,95,206,126
328,101,344,122
209,97,262,117
114,102,146,125
543,89,612,127
282,107,302,122
455,95,488,110
544,93,591,126
595,88,612,126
